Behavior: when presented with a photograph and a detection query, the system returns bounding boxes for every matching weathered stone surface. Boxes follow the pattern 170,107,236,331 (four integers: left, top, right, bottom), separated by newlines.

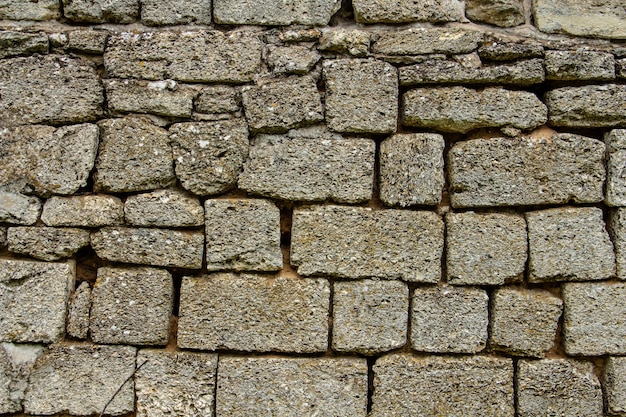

0,0,60,20
403,87,547,133
217,356,367,416
7,227,90,261
66,281,91,340
67,29,108,54
240,128,375,203
517,359,603,416
195,86,240,114
0,192,41,225
466,0,524,27
527,207,615,282
605,357,626,415
24,344,136,416
0,228,5,248
324,59,398,134
178,274,329,352
105,79,196,118
105,31,262,83
141,0,211,25
91,267,172,345
333,280,408,354
94,117,175,193
446,212,527,285
0,343,43,414
373,28,483,56
62,0,139,23
610,208,626,280
490,288,562,357
545,84,626,127
241,77,323,133
125,189,203,227
0,259,74,343
170,120,249,195
448,134,605,207
353,0,463,23
477,41,544,61
0,31,48,59
618,58,626,79
371,354,514,416
379,133,444,206
214,0,340,25
266,45,321,75
545,50,615,80
606,130,626,207
91,227,204,269
42,195,124,227
563,282,626,355
291,206,443,282
136,350,218,417
318,29,371,56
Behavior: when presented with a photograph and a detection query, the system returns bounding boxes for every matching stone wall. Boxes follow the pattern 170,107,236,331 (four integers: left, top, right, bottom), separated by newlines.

0,0,625,415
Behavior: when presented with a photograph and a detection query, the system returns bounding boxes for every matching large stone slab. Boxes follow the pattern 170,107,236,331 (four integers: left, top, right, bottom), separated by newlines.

213,0,341,25
141,0,212,25
372,27,483,56
125,189,204,227
0,343,43,414
605,357,626,415
0,0,60,20
545,84,626,127
42,195,124,227
104,79,196,118
0,31,49,59
545,50,615,81
466,0,524,27
0,192,41,225
353,0,463,23
606,130,626,206
62,0,138,23
7,227,90,261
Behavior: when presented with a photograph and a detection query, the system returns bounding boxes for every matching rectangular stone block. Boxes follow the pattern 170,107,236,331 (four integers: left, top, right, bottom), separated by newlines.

62,0,138,23
66,281,91,339
178,274,329,352
0,192,41,225
0,343,43,414
466,0,524,27
213,0,341,25
266,45,321,75
372,27,482,56
0,31,48,59
353,0,463,23
545,50,615,81
104,79,196,118
216,356,367,416
546,84,626,127
67,29,108,54
610,208,626,279
291,205,443,282
141,0,211,25
195,85,240,114
318,29,371,56
7,227,90,261
125,189,203,227
477,41,544,61
605,357,626,415
0,0,60,20
42,195,124,227
605,129,626,206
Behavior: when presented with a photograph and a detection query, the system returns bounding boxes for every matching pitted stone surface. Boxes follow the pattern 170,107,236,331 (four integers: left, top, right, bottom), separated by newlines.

318,29,371,56
607,130,626,206
353,0,463,23
466,0,524,27
618,58,626,79
0,343,43,414
66,281,91,339
0,192,41,225
0,0,60,20
7,227,90,261
477,41,544,61
291,205,443,282
125,189,203,227
545,50,615,81
605,357,626,415
62,0,138,23
195,86,240,114
67,29,108,53
0,31,48,59
214,0,341,25
105,79,196,118
373,27,483,56
610,208,626,280
178,274,329,352
546,84,626,127
266,45,321,75
141,0,212,25
42,195,124,227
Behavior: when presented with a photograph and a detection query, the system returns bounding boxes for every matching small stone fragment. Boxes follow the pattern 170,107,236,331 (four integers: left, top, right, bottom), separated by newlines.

545,84,626,127
7,227,90,261
195,86,240,114
353,0,464,23
67,29,108,54
606,129,626,206
466,0,524,27
66,281,91,340
62,0,139,23
0,0,60,20
610,208,626,280
105,79,196,118
617,58,626,79
0,192,41,225
141,0,211,25
213,0,341,25
318,29,371,56
277,28,322,42
0,343,43,414
125,189,203,227
605,357,626,415
373,27,483,56
266,45,320,75
0,31,48,59
42,195,124,227
477,41,544,61
545,50,615,80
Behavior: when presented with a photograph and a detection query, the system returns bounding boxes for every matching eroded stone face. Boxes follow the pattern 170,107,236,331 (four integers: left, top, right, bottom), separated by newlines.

7,227,90,261
465,0,524,27
0,192,41,225
545,84,626,127
141,0,212,25
105,79,197,118
0,343,43,414
66,281,91,340
213,0,341,25
606,130,626,207
373,27,483,56
610,208,626,280
605,357,626,415
125,189,203,227
545,50,615,81
0,0,60,20
62,0,139,23
353,0,464,23
0,31,48,59
42,195,124,227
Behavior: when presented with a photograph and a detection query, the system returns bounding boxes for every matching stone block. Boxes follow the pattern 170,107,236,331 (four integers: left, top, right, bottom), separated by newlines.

195,86,240,114
477,41,544,61
7,227,90,261
204,199,282,272
606,130,626,206
62,0,138,23
66,281,91,340
618,58,626,79
605,357,626,415
0,31,48,59
332,280,408,354
610,208,626,279
125,189,203,227
178,274,329,352
239,128,375,203
291,205,443,282
545,50,615,81
448,134,605,207
42,195,124,227
67,29,108,54
104,79,196,118
466,0,524,27
324,59,398,134
170,120,249,196
371,354,514,416
318,29,371,56
0,0,60,20
0,192,41,225
216,356,367,416
0,343,43,414
353,0,463,23
213,0,341,25
0,259,74,343
373,27,482,56
266,45,321,75
141,0,211,25
527,207,615,282
546,84,626,127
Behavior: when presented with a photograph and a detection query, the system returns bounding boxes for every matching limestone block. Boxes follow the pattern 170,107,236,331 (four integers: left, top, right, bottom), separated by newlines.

266,45,321,75
373,27,482,56
141,0,211,25
546,84,626,127
318,29,371,56
606,130,626,206
66,281,91,340
0,0,60,20
62,0,138,23
466,0,524,27
477,42,544,61
0,343,43,414
0,31,48,59
0,192,41,225
42,195,124,227
195,86,240,114
125,189,203,227
353,0,464,23
605,357,626,415
213,0,341,25
67,29,108,54
545,50,615,80
105,79,196,118
610,208,626,279
7,227,90,261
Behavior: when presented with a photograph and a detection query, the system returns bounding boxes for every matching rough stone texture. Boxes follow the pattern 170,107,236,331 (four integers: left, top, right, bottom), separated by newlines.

216,356,367,416
562,282,626,356
517,359,603,417
67,29,108,54
195,86,240,114
527,207,615,282
42,195,124,227
141,0,211,25
90,267,173,345
446,212,527,285
606,130,626,207
373,27,483,56
291,205,443,282
0,259,74,343
7,227,90,261
545,50,615,81
125,189,203,227
403,87,547,133
448,134,606,207
0,192,41,225
490,288,563,357
379,133,444,207
0,343,43,414
105,31,262,83
94,117,175,193
213,0,341,25
170,120,249,196
478,41,544,61
605,357,626,415
618,58,626,79
371,354,514,417
136,350,218,417
66,281,91,339
240,128,375,203
0,31,48,59
23,344,137,416
545,84,626,127
62,0,139,23
0,228,5,248
318,29,371,56
178,274,330,352
241,77,323,133
466,0,524,27
105,79,196,118
324,59,398,134
411,286,488,353
91,227,204,269
266,45,321,75
353,0,464,23
0,0,60,20
610,208,626,280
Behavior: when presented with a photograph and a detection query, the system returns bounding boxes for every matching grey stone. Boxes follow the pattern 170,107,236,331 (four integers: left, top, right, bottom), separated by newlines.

353,0,463,23
42,195,124,227
527,207,615,282
517,359,603,416
241,77,323,133
446,212,527,285
275,28,322,43
333,280,408,354
91,227,203,269
291,205,443,282
7,227,90,261
0,343,43,414
62,0,139,23
105,30,262,83
379,133,444,207
66,281,91,340
606,129,626,206
324,59,398,134
448,134,605,207
0,55,102,126
610,208,626,280
478,41,544,61
195,86,240,114
0,192,41,225
213,0,341,25
90,267,172,345
67,29,108,54
23,344,137,416
318,29,371,56
403,87,547,133
371,354,514,417
178,274,329,352
0,259,74,343
466,0,524,27
0,228,5,248
204,199,282,272
125,189,204,227
373,27,483,56
0,0,60,20
170,120,249,196
266,45,321,75
94,117,175,193
490,288,562,357
240,129,375,203
216,356,367,416
545,50,615,80
136,350,218,417
605,357,626,415
0,31,48,59
105,79,196,118
546,84,626,127
618,58,626,79
141,0,211,25
563,282,626,356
